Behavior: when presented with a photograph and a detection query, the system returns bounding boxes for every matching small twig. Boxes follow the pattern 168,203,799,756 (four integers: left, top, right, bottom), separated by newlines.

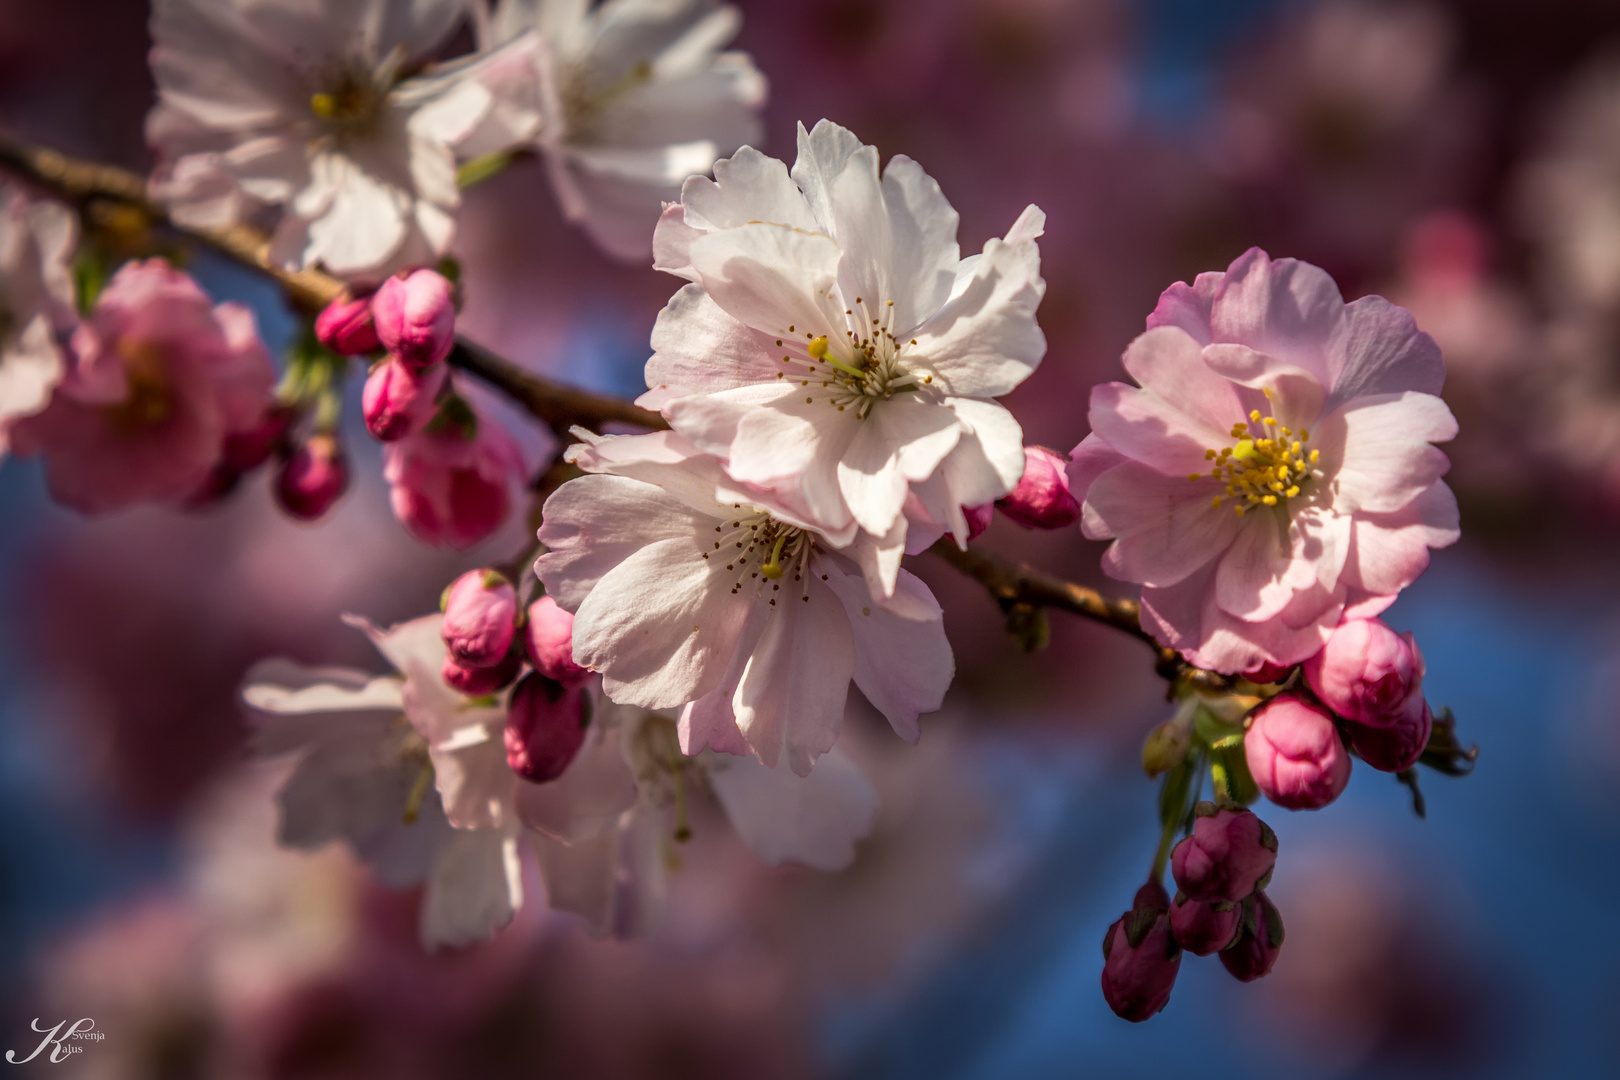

0,132,665,438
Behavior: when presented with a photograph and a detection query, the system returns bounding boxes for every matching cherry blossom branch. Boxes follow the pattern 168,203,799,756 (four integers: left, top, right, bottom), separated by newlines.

0,133,667,437
0,132,1203,671
926,538,1200,682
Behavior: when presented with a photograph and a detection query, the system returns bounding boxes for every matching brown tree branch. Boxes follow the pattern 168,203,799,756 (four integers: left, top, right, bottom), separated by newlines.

0,133,666,436
0,132,1198,670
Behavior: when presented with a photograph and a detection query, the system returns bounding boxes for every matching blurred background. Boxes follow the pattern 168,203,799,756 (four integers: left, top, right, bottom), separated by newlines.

3,0,1620,1076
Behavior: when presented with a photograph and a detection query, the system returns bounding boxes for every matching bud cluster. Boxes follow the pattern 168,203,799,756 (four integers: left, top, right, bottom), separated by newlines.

439,570,596,785
1108,613,1471,1020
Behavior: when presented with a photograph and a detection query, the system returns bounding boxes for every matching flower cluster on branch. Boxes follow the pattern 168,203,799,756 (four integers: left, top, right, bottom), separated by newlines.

0,0,1476,1025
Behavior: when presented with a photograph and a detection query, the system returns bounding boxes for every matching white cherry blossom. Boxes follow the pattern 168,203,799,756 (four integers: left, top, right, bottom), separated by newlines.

242,645,524,949
644,120,1046,572
0,183,75,451
519,708,879,937
536,428,954,775
148,0,542,280
476,0,766,261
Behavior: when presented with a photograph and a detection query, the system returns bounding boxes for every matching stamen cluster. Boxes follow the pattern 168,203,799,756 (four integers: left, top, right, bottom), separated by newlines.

1191,409,1320,515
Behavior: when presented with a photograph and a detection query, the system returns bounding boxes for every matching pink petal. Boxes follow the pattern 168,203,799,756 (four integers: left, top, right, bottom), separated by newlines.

1085,461,1242,588
1208,248,1342,385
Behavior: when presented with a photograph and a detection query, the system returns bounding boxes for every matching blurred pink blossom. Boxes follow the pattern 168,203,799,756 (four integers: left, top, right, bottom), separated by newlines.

12,258,275,512
383,397,528,548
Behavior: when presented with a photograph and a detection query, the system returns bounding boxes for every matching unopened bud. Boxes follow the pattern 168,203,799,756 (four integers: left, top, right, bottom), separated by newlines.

1142,717,1192,778
963,502,994,541
1100,880,1181,1022
372,269,455,368
1242,660,1292,685
442,650,521,696
523,596,591,686
1304,618,1424,725
997,445,1080,529
1219,891,1285,982
314,292,380,356
275,434,348,520
363,358,447,442
222,404,295,471
505,672,589,783
1347,695,1432,772
441,570,517,668
1170,893,1243,956
1245,694,1352,810
1170,806,1278,902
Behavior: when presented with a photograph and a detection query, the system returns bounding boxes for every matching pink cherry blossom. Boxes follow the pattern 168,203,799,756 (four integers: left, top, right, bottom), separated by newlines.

1072,248,1460,673
442,651,522,696
11,258,275,513
536,428,953,775
1101,880,1181,1022
1219,891,1285,982
383,398,526,549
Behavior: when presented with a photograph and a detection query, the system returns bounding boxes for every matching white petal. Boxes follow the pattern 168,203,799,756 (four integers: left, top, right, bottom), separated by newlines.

819,560,951,743
537,473,712,612
420,828,524,949
513,724,637,843
706,746,879,870
575,536,755,710
908,204,1046,398
732,576,856,774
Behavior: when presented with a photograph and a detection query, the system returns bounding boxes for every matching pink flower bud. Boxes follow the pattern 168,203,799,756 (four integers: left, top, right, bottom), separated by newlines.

442,650,521,696
997,445,1080,529
523,596,591,686
964,502,994,541
1304,618,1424,725
372,269,455,368
1347,696,1432,773
222,403,295,471
1245,694,1352,810
1169,893,1243,956
1243,661,1292,685
441,570,517,669
382,401,524,550
505,672,588,783
362,358,446,443
1219,891,1284,982
1170,804,1278,902
314,293,380,356
275,434,348,520
1100,881,1181,1022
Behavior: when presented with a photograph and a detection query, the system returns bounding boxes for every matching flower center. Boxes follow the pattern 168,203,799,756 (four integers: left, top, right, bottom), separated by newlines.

103,339,173,433
309,47,406,139
1190,409,1321,516
771,296,933,419
701,507,820,606
561,59,655,139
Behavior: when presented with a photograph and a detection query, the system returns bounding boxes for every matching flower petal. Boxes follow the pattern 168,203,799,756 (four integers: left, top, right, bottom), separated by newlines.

706,746,879,871
1324,294,1445,413
908,204,1046,398
1327,392,1457,514
420,829,523,949
732,576,856,774
1208,248,1342,384
821,560,952,744
1084,460,1243,588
